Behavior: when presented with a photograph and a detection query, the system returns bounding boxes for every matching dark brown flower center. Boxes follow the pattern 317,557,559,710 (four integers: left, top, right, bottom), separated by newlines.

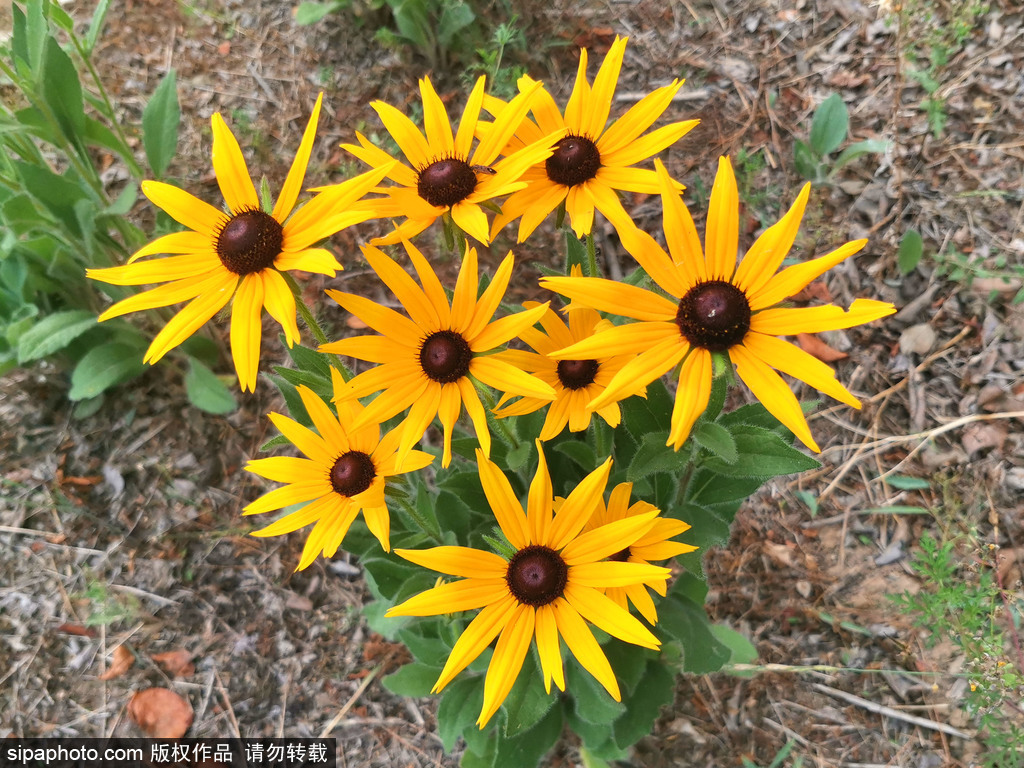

329,451,376,497
417,158,478,208
545,134,601,187
419,330,473,384
556,359,599,390
216,209,283,275
675,280,751,351
608,547,631,562
506,545,568,607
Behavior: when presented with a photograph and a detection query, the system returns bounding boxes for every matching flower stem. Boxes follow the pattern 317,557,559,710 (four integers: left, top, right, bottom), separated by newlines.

585,233,599,277
281,271,352,379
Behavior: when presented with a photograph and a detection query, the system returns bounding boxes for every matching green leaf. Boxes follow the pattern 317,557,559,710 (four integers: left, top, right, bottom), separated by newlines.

793,140,819,182
567,658,626,725
266,373,308,427
831,138,890,175
287,342,336,380
612,661,674,749
437,0,476,50
85,0,112,54
625,432,687,483
657,593,730,674
711,624,759,668
502,652,555,738
885,474,931,490
551,439,598,472
271,365,333,401
701,424,819,479
16,309,97,362
619,377,673,442
694,421,738,464
41,37,86,146
898,229,924,275
184,357,237,414
294,0,347,25
436,676,484,751
809,93,848,157
564,228,589,275
68,342,146,400
492,704,563,768
142,69,180,179
381,662,441,697
15,161,89,237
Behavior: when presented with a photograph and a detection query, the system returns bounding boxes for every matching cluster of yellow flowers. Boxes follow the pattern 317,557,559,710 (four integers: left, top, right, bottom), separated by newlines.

88,36,894,726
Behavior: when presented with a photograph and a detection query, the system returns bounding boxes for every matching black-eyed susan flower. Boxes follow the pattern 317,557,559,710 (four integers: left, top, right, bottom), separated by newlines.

386,444,670,727
492,277,643,439
87,94,390,391
584,482,696,624
340,76,563,246
320,239,555,467
542,157,896,452
486,36,699,241
244,367,433,570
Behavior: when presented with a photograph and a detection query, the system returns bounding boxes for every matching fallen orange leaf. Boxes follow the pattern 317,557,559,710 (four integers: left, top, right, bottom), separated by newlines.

152,649,195,678
797,332,847,362
99,645,135,680
127,688,193,738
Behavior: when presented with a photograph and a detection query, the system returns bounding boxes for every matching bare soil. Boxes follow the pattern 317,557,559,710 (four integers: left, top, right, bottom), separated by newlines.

3,0,1024,766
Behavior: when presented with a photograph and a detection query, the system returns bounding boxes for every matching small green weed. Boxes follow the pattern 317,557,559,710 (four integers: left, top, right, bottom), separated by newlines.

793,93,889,185
893,531,1024,767
78,576,141,627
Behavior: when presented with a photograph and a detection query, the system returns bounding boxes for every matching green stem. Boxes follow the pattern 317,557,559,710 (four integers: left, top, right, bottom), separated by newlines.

584,233,599,277
281,271,352,379
473,378,520,451
394,492,442,546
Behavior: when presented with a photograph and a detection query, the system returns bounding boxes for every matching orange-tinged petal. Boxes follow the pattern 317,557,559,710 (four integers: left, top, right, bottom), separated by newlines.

87,252,221,286
437,382,462,468
582,178,636,236
450,200,491,244
470,301,550,353
598,80,686,156
547,458,611,551
581,36,626,138
667,347,712,450
455,76,486,158
600,119,700,168
295,383,349,449
587,335,688,412
564,184,595,237
362,244,439,329
653,159,705,284
324,289,423,345
404,238,452,327
741,332,860,408
549,321,678,360
471,356,556,401
476,449,529,550
463,251,514,341
125,231,215,264
142,180,228,237
563,48,591,132
527,441,552,545
373,100,430,168
420,76,455,155
479,604,535,727
535,604,564,693
729,343,819,452
450,243,479,333
457,377,491,459
282,163,392,249
569,560,670,587
267,411,336,466
211,112,259,213
705,156,739,281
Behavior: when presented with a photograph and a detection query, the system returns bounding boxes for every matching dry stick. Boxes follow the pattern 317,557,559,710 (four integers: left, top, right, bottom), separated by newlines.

811,683,973,740
215,668,241,738
319,665,383,739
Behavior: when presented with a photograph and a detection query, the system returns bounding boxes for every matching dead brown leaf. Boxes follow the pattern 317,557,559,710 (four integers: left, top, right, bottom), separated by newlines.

961,422,1008,456
152,650,195,678
56,623,97,638
797,333,848,362
127,687,193,738
99,645,135,681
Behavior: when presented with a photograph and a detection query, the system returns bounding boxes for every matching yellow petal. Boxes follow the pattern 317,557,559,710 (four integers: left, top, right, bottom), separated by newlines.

527,441,552,545
729,343,819,452
458,377,491,459
551,597,620,700
267,410,336,466
450,243,479,333
230,273,265,392
587,335,687,412
142,272,236,363
87,252,220,286
563,582,660,649
362,244,439,330
535,604,564,694
569,560,670,587
653,159,705,285
274,247,342,276
749,240,867,309
540,276,678,322
476,449,530,550
395,546,508,579
470,301,550,353
598,80,686,156
548,321,678,360
450,201,491,244
272,92,322,221
244,483,329,517
732,182,810,296
547,458,611,551
125,231,215,264
581,36,626,138
750,298,896,335
211,112,258,213
386,577,509,617
261,269,300,347
142,180,228,237
561,510,660,565
454,76,487,158
667,347,712,450
705,156,739,281
373,99,431,168
245,455,323,484
431,594,518,693
478,604,535,727
324,289,423,345
741,332,860,408
471,356,555,401
420,76,455,156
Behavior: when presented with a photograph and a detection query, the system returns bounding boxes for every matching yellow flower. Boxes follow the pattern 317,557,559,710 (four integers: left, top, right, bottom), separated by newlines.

387,444,670,727
584,482,697,624
541,157,896,452
243,367,433,570
492,280,643,439
320,239,555,467
87,94,389,391
340,76,563,245
487,36,699,241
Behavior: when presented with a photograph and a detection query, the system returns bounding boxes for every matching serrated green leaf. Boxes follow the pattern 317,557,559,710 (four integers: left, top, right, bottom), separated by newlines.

271,365,332,399
551,439,598,472
657,593,730,674
68,342,146,400
502,652,555,738
184,357,237,414
809,93,848,157
694,421,738,464
266,372,310,426
567,658,626,725
16,309,97,362
898,229,924,275
625,431,687,482
701,424,819,478
437,676,484,751
142,70,180,179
